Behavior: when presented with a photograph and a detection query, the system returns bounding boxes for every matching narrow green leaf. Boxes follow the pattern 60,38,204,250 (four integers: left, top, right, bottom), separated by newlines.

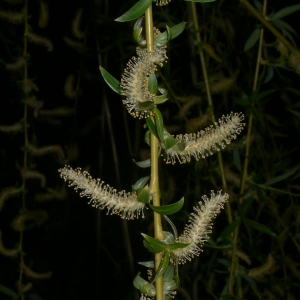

154,31,168,46
154,94,168,105
287,87,300,96
164,280,178,291
244,28,260,52
233,148,241,172
0,285,19,299
153,107,164,144
243,219,276,237
239,273,257,290
115,0,152,22
168,242,190,251
148,74,158,94
271,19,297,36
240,196,255,217
138,261,154,268
145,130,150,146
133,176,150,190
142,233,169,251
217,258,231,268
144,240,162,253
133,273,148,289
264,169,296,186
272,4,300,20
132,158,150,168
154,88,168,104
169,22,186,40
164,215,178,239
151,253,170,283
164,132,177,150
146,117,159,139
133,16,144,30
99,66,121,94
140,283,156,297
169,142,185,151
217,219,240,242
133,27,145,45
255,89,275,102
251,106,265,130
150,197,184,215
137,186,150,204
163,265,175,282
163,231,175,244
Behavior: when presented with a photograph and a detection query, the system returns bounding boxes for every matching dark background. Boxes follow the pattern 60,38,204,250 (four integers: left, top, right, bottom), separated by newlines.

0,0,300,299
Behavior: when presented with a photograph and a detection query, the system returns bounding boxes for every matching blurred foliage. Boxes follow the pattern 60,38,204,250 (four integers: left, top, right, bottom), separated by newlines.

0,0,300,299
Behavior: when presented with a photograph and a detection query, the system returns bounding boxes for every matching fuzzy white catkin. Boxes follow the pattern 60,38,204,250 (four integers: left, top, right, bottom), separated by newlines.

165,112,245,164
173,190,229,264
59,166,145,220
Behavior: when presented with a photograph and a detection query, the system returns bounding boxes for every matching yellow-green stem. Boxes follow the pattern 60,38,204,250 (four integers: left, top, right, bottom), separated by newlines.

189,2,232,224
228,0,267,296
145,6,164,300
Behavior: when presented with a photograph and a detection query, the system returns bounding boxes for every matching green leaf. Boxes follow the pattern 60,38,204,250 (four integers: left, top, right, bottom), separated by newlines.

233,148,241,172
240,196,255,217
132,158,150,168
138,261,154,268
255,89,275,102
154,95,168,105
99,66,121,94
163,231,175,244
133,27,145,45
164,215,178,239
148,74,158,94
133,273,148,289
271,19,297,36
169,142,185,151
163,132,177,150
168,242,190,251
217,258,231,268
115,0,152,22
154,88,168,105
243,219,276,237
217,219,240,243
132,176,150,190
140,283,156,297
154,31,168,46
144,240,162,253
0,285,19,299
137,185,150,204
142,233,169,252
151,253,170,283
264,169,296,186
244,28,260,52
150,197,184,215
251,106,265,130
153,107,164,144
138,101,154,110
146,117,159,139
163,265,175,282
163,280,179,291
133,16,144,30
272,4,300,19
239,273,257,290
168,22,186,40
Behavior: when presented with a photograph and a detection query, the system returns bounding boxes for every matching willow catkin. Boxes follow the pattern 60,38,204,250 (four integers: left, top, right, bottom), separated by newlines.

165,112,245,164
59,166,145,220
173,191,229,264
